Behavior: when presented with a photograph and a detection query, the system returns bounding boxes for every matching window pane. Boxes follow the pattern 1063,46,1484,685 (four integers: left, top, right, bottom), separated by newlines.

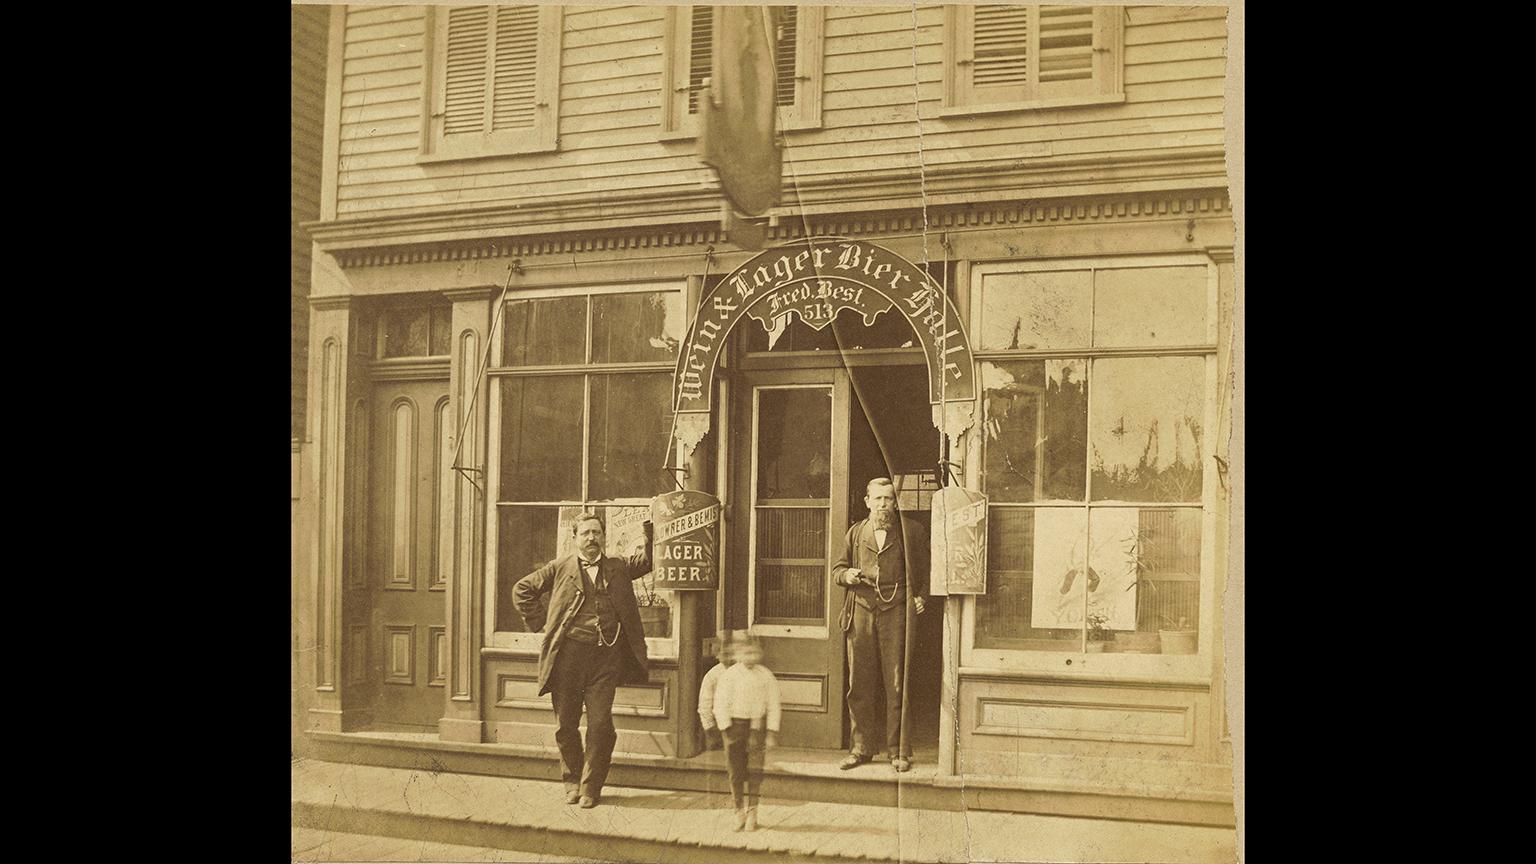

503,297,586,366
1093,266,1208,347
1090,357,1205,502
498,376,583,502
975,507,1081,651
981,360,1088,502
496,506,560,633
591,292,684,363
1085,507,1201,654
754,507,826,623
384,308,431,358
978,270,1091,350
429,306,452,356
756,388,831,499
588,373,674,500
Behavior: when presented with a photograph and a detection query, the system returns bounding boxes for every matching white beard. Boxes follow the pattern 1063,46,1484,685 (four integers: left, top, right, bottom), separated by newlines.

870,510,894,530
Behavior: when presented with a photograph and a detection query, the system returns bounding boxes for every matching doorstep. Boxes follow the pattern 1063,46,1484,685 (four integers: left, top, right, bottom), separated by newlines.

304,729,1234,827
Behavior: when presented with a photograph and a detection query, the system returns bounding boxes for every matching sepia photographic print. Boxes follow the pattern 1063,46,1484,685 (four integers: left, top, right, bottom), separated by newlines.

290,1,1244,861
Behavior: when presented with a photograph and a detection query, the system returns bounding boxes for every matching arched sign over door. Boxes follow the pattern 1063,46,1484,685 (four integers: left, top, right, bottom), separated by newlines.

672,237,976,453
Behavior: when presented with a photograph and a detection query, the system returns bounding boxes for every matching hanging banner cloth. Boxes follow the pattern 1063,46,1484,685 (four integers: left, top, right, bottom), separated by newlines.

698,5,781,216
671,237,977,454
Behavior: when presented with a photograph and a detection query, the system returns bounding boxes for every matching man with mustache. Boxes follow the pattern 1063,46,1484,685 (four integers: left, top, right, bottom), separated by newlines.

513,512,653,809
832,477,928,772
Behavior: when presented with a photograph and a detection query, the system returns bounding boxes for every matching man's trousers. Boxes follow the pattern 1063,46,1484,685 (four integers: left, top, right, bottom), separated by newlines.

845,598,909,759
549,638,621,798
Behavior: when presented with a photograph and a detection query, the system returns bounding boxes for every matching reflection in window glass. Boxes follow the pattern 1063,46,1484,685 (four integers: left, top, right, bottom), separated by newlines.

975,508,1080,651
591,292,683,363
1093,266,1208,348
504,297,586,366
384,308,431,358
756,388,831,499
430,306,452,356
496,506,559,632
498,376,583,502
981,360,1088,502
588,373,674,500
1090,357,1204,502
978,270,1091,350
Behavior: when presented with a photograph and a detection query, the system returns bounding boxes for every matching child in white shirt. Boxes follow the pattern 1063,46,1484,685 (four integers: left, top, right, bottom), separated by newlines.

697,630,734,751
711,630,781,831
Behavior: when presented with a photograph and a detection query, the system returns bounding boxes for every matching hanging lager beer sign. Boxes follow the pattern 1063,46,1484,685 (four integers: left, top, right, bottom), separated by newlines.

930,486,988,595
649,490,721,590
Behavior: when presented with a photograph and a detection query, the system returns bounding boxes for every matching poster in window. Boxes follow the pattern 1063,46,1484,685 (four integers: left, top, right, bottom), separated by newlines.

1029,508,1138,630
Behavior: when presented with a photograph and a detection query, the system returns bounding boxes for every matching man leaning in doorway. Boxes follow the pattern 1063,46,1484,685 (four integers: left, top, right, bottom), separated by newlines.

513,512,653,808
833,477,927,772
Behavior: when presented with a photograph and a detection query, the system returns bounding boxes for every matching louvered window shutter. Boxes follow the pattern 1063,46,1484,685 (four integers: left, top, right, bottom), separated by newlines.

956,5,1114,107
491,5,540,130
431,5,560,157
774,6,798,108
443,6,490,135
687,6,713,115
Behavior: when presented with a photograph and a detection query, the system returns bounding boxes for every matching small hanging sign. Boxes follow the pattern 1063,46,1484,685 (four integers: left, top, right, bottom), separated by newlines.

649,490,721,590
930,486,988,595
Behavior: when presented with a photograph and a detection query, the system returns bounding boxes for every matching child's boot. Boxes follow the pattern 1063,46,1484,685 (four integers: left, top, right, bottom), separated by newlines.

745,806,758,831
734,806,747,831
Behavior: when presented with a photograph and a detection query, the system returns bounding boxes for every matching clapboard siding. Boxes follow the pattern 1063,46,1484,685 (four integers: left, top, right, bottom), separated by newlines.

332,4,1228,217
291,3,328,440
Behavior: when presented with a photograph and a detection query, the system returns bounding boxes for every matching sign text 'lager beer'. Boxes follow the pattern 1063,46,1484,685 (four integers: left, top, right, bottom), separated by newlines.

649,490,721,590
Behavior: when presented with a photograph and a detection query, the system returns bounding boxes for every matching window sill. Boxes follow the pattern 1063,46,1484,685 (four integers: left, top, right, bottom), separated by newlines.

937,92,1126,119
416,142,559,165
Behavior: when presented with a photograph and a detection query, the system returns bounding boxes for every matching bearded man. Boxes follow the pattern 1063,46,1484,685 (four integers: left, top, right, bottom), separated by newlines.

831,477,928,772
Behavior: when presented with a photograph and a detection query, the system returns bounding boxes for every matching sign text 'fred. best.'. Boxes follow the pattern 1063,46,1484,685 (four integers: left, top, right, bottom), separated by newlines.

649,490,720,590
673,239,976,415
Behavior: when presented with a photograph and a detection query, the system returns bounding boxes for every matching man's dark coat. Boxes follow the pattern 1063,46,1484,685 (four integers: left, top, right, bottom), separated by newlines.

513,545,653,697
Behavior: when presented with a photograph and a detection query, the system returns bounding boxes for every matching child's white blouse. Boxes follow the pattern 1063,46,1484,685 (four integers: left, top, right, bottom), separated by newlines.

711,664,782,733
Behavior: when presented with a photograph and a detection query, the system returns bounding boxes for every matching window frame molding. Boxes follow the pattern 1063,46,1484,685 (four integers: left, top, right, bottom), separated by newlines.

418,4,564,163
484,280,688,660
659,5,824,142
959,254,1221,681
939,4,1125,119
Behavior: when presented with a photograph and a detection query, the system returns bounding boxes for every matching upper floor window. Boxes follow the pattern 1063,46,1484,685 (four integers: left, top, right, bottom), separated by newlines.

942,5,1124,115
661,5,824,139
420,4,563,161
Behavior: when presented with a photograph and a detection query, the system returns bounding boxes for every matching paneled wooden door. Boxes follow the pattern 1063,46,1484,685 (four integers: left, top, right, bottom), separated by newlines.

729,368,850,749
364,376,452,729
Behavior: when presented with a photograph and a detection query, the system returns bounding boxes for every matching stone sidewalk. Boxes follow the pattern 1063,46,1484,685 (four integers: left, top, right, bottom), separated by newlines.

293,758,1237,863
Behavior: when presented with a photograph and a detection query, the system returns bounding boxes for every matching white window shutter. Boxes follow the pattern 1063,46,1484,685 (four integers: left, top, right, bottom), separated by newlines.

491,5,540,131
442,6,491,136
972,5,1031,87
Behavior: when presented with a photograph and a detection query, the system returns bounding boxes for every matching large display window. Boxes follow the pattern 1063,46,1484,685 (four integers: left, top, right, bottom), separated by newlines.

962,256,1219,675
485,282,687,657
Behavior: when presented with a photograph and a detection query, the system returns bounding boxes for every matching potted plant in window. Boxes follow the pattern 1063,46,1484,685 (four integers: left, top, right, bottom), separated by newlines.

635,570,672,636
1157,614,1198,655
1086,612,1112,653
